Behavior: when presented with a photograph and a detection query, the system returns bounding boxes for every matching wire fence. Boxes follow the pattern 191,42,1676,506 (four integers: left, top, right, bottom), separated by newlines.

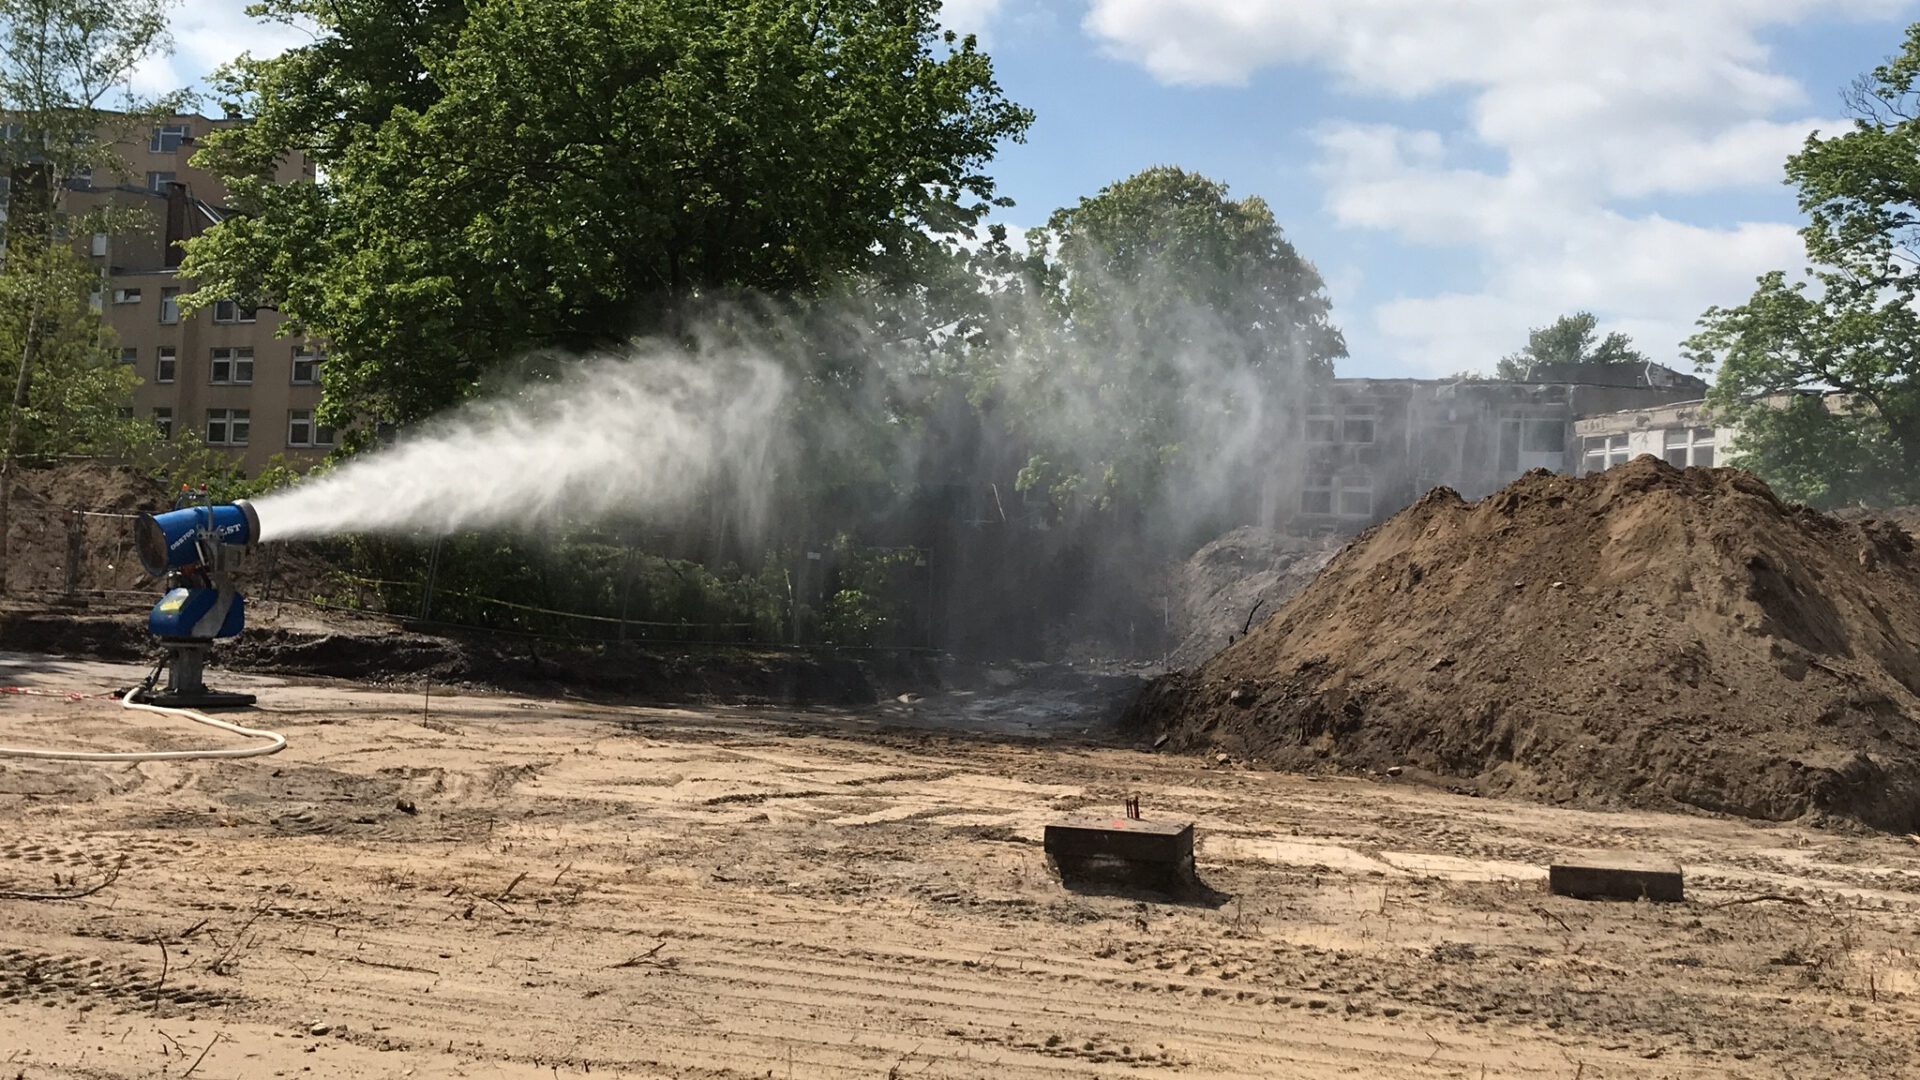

7,504,942,654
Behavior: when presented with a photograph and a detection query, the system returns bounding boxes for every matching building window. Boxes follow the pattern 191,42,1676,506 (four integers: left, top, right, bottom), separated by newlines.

149,124,190,153
1306,405,1338,444
153,407,172,439
1307,403,1376,444
119,346,138,365
1581,433,1631,475
287,409,334,448
1341,404,1377,445
206,408,250,447
212,299,256,324
155,346,176,383
117,406,134,420
291,348,322,385
113,287,141,304
1301,474,1333,514
1522,419,1565,453
1301,474,1373,517
210,347,254,385
91,232,107,257
1663,426,1716,469
146,171,175,193
159,287,180,324
1336,475,1372,517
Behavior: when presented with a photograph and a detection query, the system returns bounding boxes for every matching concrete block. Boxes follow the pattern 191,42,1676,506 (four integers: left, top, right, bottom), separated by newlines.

1548,857,1684,902
1044,818,1194,866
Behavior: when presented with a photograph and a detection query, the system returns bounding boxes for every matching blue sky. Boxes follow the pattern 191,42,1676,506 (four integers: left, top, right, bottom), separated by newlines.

150,0,1920,379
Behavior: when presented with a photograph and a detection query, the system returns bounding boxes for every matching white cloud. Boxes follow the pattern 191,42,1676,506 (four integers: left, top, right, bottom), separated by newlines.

940,0,1006,38
128,0,312,101
1084,0,1908,374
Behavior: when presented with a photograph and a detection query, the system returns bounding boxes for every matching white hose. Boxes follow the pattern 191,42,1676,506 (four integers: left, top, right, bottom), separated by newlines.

0,686,287,762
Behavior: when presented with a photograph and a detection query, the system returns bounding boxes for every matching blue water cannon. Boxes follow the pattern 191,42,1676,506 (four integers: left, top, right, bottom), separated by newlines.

135,500,260,576
131,495,264,709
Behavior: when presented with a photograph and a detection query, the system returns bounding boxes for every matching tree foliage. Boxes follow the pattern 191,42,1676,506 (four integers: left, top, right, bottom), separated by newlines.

1494,311,1647,380
0,240,152,458
185,0,1034,429
976,166,1344,519
0,0,184,591
1688,24,1920,507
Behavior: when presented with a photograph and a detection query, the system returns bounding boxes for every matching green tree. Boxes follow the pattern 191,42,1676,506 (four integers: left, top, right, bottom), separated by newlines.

1495,311,1648,380
0,0,185,592
184,0,1034,431
0,240,152,458
978,166,1344,518
1687,26,1920,507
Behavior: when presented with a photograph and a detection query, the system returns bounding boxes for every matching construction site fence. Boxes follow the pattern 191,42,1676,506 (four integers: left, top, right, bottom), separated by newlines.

8,504,939,654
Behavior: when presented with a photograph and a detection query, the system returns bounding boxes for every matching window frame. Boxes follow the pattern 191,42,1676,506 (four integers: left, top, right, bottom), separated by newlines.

1335,474,1373,517
1663,426,1717,468
152,407,172,439
290,348,322,385
1300,473,1334,515
1340,403,1377,445
146,170,175,193
158,287,180,324
210,346,255,386
1305,405,1338,445
149,124,190,153
212,300,258,325
155,347,176,384
113,287,141,305
206,408,250,447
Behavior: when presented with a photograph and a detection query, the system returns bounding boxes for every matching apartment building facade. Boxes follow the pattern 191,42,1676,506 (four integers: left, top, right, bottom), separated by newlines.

35,114,327,473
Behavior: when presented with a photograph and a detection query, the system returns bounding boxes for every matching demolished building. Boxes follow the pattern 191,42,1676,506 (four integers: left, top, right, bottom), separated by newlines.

1265,362,1711,531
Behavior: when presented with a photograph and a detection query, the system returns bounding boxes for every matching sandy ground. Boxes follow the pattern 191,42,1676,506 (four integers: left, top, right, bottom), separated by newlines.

3,653,1920,1078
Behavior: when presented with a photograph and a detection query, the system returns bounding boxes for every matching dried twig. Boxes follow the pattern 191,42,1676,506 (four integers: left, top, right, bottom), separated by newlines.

1242,599,1266,637
610,940,669,968
497,871,529,903
208,901,271,975
152,937,169,1015
1532,905,1574,933
886,1042,925,1080
0,863,120,901
182,1032,224,1077
1710,894,1809,910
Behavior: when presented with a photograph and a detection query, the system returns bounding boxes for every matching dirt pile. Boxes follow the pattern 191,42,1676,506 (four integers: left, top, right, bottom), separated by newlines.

1132,458,1920,831
3,462,340,601
1167,528,1340,668
3,462,172,595
1839,504,1920,541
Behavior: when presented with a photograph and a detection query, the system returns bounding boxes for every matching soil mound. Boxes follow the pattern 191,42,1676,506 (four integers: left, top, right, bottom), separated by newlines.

4,462,171,595
1131,457,1920,831
1839,504,1920,541
1167,528,1339,668
3,462,340,601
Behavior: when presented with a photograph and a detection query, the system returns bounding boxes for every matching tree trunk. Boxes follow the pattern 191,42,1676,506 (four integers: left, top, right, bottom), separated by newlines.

0,264,51,596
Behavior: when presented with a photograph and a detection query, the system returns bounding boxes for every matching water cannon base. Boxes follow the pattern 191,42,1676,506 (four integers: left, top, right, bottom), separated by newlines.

136,642,258,711
134,687,259,711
